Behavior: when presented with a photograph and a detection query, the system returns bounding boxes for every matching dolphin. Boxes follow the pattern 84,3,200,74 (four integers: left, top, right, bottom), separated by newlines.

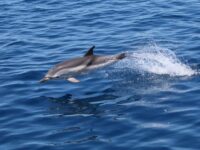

40,46,126,83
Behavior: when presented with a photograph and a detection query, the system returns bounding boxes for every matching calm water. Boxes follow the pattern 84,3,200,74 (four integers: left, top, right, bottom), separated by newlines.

0,0,200,150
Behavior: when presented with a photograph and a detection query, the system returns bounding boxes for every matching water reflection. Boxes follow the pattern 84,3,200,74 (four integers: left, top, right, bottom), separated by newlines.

42,92,121,145
44,93,101,117
45,93,118,116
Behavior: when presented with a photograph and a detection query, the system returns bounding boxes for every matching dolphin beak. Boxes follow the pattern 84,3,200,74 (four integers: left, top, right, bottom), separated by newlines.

39,77,49,83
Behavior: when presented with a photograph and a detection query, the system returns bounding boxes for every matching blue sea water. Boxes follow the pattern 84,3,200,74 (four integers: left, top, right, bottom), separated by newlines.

0,0,200,149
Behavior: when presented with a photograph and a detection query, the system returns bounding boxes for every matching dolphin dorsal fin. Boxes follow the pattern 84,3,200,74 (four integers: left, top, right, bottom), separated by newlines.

84,46,95,57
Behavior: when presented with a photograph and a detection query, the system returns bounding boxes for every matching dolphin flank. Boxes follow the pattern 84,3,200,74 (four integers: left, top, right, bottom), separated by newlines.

40,46,126,83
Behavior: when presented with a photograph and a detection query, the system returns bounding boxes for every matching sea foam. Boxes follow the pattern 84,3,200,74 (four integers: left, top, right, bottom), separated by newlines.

116,44,196,77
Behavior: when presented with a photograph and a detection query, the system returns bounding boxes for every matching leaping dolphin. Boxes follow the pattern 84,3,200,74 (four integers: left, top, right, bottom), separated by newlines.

40,46,126,83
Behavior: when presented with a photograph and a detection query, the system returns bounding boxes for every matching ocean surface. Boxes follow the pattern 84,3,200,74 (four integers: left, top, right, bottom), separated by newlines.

0,0,200,150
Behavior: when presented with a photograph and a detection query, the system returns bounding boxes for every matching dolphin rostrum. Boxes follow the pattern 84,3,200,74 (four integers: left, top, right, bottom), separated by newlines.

40,46,126,83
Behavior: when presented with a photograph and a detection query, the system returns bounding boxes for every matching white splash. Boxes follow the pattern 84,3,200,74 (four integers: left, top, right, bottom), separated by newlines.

118,44,196,76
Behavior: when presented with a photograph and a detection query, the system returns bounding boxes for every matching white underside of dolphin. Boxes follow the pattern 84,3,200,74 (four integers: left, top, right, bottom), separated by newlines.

40,46,126,83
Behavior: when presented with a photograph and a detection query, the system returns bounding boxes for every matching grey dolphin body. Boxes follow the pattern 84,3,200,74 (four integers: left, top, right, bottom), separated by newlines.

40,46,126,83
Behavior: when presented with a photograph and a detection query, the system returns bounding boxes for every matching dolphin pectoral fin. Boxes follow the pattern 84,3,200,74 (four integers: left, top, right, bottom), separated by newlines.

67,77,80,83
84,45,95,57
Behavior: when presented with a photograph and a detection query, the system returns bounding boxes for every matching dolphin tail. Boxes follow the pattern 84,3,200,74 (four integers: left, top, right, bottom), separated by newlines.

116,53,126,60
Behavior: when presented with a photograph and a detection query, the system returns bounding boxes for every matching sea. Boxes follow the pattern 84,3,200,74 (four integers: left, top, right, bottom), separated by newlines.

0,0,200,150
